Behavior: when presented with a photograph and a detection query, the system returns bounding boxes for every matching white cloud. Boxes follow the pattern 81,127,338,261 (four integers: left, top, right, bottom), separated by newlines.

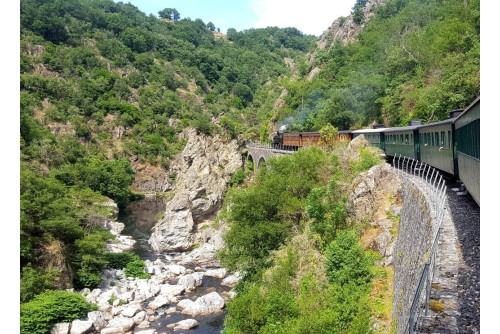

252,0,355,36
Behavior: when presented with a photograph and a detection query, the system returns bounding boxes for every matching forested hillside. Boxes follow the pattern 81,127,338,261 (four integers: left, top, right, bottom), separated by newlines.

279,0,480,131
20,0,480,332
20,0,315,305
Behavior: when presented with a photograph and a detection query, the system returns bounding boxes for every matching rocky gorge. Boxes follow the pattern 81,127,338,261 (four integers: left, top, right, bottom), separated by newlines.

50,128,244,334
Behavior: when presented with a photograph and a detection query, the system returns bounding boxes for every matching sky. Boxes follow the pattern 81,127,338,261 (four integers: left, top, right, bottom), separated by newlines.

125,0,356,36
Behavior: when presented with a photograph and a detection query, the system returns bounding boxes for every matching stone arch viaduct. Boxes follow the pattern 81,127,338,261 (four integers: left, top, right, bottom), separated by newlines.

246,143,293,172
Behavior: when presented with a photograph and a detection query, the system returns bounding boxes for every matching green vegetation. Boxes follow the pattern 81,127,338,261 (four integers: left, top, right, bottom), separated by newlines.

219,146,385,332
280,0,479,130
20,0,315,308
20,290,97,334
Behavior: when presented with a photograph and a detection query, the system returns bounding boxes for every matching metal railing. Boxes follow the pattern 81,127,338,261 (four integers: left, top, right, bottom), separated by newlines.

246,142,299,152
392,155,447,334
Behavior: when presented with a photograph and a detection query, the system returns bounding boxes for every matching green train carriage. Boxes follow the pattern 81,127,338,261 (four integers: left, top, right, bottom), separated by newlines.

455,97,480,206
418,114,459,176
383,122,421,160
351,127,388,150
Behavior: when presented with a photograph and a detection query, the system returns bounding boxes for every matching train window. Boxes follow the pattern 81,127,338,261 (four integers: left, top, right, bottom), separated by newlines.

448,131,451,148
404,134,409,144
441,131,445,147
434,132,438,147
410,134,413,144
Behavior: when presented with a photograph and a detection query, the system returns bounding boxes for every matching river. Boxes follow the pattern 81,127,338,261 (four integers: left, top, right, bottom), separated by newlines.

117,197,229,333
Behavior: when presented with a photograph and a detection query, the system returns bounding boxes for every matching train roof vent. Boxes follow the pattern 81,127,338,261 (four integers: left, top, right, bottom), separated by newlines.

408,119,422,126
449,109,464,119
371,123,385,129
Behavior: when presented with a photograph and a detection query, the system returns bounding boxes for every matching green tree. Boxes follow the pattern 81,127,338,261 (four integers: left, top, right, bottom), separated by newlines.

319,124,338,148
207,22,216,31
158,8,173,20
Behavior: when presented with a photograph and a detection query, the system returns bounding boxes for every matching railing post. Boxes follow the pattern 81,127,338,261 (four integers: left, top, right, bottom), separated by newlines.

425,262,431,316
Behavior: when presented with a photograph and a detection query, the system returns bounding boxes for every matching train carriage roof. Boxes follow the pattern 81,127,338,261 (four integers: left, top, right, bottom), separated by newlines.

282,130,352,134
454,96,480,123
351,128,388,134
417,118,456,129
383,125,421,133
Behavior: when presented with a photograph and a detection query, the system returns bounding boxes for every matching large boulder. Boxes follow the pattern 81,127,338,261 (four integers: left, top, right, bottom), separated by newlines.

174,319,199,330
121,304,142,318
160,283,185,296
69,320,93,334
177,272,204,291
50,323,70,334
149,129,243,253
104,317,134,332
148,295,170,311
178,292,225,317
87,311,107,331
221,272,242,287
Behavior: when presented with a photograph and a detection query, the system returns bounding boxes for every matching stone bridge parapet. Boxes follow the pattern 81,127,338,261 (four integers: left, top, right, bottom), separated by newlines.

246,143,294,172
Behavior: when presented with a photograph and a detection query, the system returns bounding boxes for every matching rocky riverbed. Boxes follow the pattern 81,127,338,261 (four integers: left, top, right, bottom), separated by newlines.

51,198,240,334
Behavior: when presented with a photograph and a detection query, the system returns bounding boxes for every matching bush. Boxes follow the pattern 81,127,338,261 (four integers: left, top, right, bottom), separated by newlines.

125,258,151,279
229,168,249,186
351,147,383,172
20,290,96,334
20,265,59,303
324,230,373,286
105,252,140,270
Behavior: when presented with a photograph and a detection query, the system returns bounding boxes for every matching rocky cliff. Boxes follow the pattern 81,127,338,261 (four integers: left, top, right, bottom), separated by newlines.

317,0,386,49
149,129,243,253
307,0,386,80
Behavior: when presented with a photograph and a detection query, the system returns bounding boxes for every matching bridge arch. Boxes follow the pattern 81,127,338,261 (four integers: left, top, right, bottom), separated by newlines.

257,157,267,170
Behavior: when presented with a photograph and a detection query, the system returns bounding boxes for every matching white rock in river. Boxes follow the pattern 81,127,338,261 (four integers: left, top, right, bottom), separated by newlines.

104,316,134,332
87,310,107,331
160,283,185,296
121,303,142,317
137,320,150,328
50,323,70,334
177,272,204,291
204,268,227,278
174,319,199,330
179,291,225,317
221,272,242,287
135,330,158,334
133,310,147,324
148,295,170,310
164,264,186,276
69,320,93,334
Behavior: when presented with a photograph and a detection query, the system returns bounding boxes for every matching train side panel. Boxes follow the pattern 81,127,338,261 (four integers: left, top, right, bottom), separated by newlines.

384,129,419,159
455,98,480,206
419,123,455,175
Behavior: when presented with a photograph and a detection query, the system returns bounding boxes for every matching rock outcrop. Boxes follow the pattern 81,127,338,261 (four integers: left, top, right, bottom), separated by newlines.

349,163,402,267
149,128,242,252
318,0,386,48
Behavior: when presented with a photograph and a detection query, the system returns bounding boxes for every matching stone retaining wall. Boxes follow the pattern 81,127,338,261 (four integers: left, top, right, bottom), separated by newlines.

392,179,436,333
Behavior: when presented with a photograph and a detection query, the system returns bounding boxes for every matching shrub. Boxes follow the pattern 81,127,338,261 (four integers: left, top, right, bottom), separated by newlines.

229,168,249,186
351,147,383,172
125,259,151,279
20,290,96,334
105,252,140,270
324,230,373,286
20,265,59,303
